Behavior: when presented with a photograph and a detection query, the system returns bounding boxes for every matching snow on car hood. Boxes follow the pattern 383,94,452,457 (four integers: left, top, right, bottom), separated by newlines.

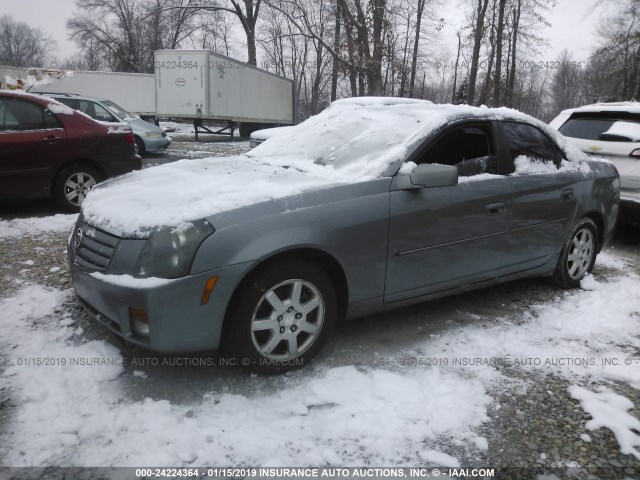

81,156,340,237
82,97,589,237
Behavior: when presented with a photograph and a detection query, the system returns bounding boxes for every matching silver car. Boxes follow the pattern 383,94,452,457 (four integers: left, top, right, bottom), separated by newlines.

68,98,619,373
45,94,172,155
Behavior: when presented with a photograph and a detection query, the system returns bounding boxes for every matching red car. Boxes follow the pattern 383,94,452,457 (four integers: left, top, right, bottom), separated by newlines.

0,90,141,212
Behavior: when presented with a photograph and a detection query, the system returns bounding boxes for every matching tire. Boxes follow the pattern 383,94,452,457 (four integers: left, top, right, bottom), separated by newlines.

552,217,599,288
134,136,146,156
226,260,337,373
53,164,102,213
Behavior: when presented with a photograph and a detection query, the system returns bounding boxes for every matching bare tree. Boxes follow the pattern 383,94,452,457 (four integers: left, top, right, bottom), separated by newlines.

0,15,56,67
265,0,389,96
549,49,584,114
68,0,199,73
466,0,490,104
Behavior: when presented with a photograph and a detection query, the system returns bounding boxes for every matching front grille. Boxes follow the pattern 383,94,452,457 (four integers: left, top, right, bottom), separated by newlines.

73,222,120,272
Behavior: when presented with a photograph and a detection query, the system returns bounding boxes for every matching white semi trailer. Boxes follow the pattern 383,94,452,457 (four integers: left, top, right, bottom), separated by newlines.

0,67,156,120
154,49,296,139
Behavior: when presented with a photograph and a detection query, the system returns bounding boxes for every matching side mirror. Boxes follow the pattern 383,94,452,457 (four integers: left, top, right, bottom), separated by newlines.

410,163,459,188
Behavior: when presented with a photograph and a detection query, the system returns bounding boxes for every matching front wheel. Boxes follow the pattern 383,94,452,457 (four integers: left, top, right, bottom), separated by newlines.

552,217,599,288
53,164,102,212
134,136,146,156
226,260,337,373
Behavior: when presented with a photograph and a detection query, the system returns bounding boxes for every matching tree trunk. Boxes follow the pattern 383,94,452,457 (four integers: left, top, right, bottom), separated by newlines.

452,30,462,103
492,0,507,106
409,0,426,97
467,0,490,105
331,2,341,102
506,0,521,107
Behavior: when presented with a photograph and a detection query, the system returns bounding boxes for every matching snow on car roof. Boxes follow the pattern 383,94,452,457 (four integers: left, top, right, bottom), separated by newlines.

249,97,586,176
559,101,640,115
82,98,587,237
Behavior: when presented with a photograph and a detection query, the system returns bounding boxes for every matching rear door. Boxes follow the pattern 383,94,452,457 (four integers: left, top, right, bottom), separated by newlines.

0,97,67,196
497,121,580,273
385,120,513,303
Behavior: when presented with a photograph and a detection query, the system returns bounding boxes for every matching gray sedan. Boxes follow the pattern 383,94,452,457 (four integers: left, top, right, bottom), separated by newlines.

68,98,620,373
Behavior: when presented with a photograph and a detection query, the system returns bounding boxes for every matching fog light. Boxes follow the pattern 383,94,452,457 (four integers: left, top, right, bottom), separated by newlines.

129,307,150,338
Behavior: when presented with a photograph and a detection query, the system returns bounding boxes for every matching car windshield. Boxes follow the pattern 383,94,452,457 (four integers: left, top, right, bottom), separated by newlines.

559,114,640,142
102,100,134,120
247,98,442,181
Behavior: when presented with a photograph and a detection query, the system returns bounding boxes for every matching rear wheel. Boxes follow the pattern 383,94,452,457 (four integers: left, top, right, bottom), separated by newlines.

226,260,337,373
53,164,102,212
552,217,598,288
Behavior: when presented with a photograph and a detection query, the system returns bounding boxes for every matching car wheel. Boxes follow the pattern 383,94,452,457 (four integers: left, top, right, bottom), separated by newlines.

53,164,102,212
227,260,337,373
552,217,598,288
134,136,146,156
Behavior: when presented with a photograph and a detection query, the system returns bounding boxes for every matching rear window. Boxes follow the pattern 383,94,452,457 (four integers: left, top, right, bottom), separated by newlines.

559,113,640,142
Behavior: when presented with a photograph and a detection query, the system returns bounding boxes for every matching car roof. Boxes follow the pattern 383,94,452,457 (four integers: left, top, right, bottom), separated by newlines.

0,89,53,104
40,92,109,103
559,101,640,115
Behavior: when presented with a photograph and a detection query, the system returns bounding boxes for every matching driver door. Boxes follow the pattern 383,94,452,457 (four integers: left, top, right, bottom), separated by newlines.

384,121,513,303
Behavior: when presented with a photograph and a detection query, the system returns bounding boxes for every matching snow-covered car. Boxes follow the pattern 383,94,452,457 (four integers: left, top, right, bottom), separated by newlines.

550,102,640,222
249,125,295,148
0,90,140,212
68,97,620,373
43,93,171,156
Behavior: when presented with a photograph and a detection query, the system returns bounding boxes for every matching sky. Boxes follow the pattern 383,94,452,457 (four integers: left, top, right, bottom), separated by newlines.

4,0,608,68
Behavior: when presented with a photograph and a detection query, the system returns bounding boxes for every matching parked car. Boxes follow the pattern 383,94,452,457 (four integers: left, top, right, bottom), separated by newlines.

0,90,141,212
249,126,295,148
68,98,620,373
550,102,640,222
43,93,171,156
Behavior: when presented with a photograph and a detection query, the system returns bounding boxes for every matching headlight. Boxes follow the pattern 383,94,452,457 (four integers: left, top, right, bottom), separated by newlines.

145,132,163,138
134,219,214,278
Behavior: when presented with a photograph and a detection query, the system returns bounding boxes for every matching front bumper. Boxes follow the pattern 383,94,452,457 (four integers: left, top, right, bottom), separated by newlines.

143,135,172,152
69,251,253,353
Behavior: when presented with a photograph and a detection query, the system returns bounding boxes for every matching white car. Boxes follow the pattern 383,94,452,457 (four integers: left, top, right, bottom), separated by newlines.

550,102,640,222
249,126,295,148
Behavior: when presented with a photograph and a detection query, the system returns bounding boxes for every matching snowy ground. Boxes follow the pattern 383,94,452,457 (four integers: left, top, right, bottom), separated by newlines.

0,136,639,478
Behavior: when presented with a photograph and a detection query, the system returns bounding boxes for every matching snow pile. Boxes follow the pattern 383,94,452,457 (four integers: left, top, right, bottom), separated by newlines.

2,285,491,466
47,102,74,116
425,273,640,381
0,214,77,239
90,272,174,288
569,386,640,460
513,156,591,175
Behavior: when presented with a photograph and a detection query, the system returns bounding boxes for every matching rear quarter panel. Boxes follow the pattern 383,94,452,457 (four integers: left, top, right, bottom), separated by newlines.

574,160,620,246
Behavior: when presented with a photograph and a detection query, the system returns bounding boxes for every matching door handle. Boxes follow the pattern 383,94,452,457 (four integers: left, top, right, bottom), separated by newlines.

43,136,60,144
561,188,574,200
485,202,506,216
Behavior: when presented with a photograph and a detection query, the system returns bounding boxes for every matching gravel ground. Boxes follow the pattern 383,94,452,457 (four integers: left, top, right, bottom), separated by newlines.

0,131,639,479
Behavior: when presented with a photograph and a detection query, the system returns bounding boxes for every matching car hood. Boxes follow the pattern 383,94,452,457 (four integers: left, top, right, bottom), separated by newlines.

127,117,163,133
81,156,342,237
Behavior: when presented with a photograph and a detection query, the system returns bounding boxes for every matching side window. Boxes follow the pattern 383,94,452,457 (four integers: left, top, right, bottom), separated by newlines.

78,100,96,119
78,101,115,122
502,122,562,169
93,103,116,122
416,123,502,176
0,99,48,131
0,99,20,131
44,109,63,129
